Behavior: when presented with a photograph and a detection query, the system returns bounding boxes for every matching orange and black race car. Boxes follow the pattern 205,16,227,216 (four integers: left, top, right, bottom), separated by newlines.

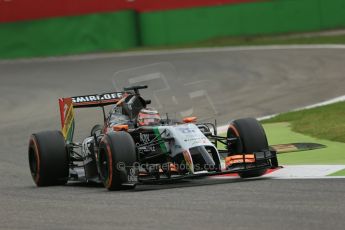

28,85,285,190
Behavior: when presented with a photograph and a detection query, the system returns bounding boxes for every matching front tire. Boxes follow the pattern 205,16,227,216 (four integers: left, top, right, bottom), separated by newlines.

28,131,69,186
98,132,137,191
227,118,270,178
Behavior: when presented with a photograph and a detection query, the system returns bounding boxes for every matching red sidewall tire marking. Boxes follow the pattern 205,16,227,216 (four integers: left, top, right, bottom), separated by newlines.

29,136,41,184
228,124,240,137
102,138,113,189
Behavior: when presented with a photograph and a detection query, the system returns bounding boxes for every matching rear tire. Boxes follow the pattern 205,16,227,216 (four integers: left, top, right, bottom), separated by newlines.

227,118,269,178
28,131,69,186
98,132,137,191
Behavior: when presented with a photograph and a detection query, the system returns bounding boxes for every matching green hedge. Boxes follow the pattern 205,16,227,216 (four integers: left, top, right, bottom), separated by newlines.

0,11,138,59
1,0,345,58
140,0,345,46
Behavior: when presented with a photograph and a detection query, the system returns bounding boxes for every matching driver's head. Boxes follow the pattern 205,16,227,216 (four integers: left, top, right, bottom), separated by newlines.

137,108,161,126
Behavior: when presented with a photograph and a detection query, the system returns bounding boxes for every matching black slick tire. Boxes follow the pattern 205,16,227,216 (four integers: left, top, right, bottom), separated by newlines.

227,118,270,178
28,130,69,186
98,131,137,191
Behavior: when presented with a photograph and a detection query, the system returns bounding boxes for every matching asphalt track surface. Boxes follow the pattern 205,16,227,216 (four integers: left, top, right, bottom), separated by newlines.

1,46,345,229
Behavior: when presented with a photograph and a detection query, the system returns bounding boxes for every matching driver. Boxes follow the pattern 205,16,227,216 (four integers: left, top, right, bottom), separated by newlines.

137,108,161,126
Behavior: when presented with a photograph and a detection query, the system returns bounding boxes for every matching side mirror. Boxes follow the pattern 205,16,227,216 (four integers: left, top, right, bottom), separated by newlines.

183,117,197,123
113,124,129,132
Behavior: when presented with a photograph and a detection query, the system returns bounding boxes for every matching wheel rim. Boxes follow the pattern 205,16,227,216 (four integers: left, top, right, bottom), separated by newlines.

29,146,38,179
227,125,243,154
99,149,109,183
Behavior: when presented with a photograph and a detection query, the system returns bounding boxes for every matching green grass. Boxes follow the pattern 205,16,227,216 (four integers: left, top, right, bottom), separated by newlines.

220,102,345,173
129,32,345,52
329,169,345,176
262,102,345,143
7,30,345,59
191,34,345,47
263,122,345,165
220,121,345,175
261,102,345,175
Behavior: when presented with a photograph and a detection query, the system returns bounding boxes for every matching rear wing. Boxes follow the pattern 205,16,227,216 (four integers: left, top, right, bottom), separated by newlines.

58,92,127,141
70,92,125,108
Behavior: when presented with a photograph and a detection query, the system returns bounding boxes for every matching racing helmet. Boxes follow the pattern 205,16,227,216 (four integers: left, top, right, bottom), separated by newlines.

137,108,161,126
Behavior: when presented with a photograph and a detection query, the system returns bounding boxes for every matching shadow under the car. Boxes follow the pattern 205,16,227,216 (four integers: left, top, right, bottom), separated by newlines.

65,176,271,192
135,177,270,192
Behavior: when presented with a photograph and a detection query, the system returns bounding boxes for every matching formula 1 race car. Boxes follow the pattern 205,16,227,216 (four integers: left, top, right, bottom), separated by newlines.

28,85,279,190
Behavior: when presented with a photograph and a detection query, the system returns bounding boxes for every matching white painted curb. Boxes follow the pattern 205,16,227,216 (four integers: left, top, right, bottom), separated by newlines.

211,165,345,179
264,165,345,178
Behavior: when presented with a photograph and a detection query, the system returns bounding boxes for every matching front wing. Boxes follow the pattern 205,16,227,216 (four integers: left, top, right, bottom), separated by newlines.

137,150,277,184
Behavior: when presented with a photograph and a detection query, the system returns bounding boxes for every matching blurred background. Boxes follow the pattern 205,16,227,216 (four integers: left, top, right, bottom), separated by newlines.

1,2,345,230
1,0,345,59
